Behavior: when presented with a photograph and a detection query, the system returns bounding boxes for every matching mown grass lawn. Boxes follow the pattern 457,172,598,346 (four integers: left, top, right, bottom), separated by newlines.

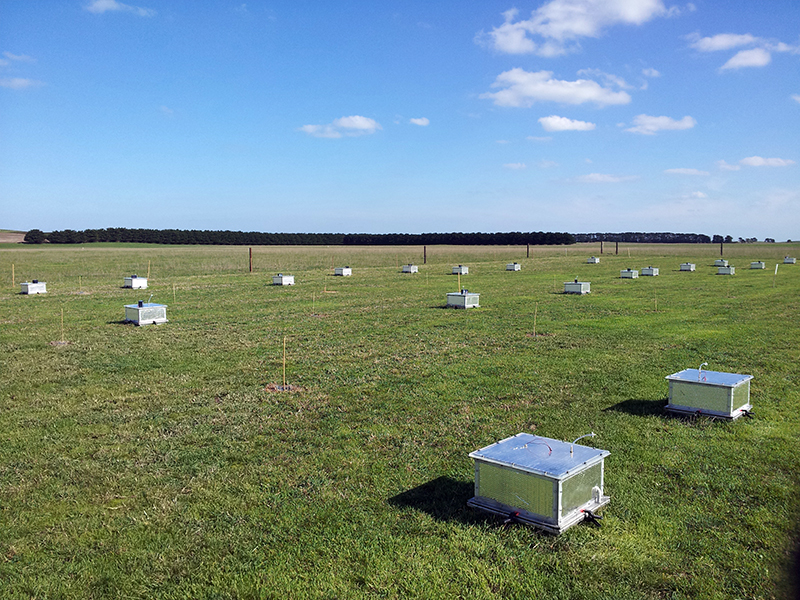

1,243,798,599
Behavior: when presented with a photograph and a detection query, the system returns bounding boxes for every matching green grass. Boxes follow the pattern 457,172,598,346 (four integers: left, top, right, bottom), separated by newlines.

1,243,799,599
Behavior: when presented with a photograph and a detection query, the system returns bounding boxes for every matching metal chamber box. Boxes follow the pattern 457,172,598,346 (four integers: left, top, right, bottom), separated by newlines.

665,368,752,419
620,269,638,278
587,257,600,264
714,259,729,267
717,266,735,275
334,267,352,276
750,261,765,269
506,262,521,271
124,276,147,289
273,274,295,285
784,257,796,264
447,290,479,308
125,303,168,326
21,281,47,294
402,264,418,273
452,265,469,275
680,263,696,271
468,433,610,534
564,281,590,294
641,267,659,276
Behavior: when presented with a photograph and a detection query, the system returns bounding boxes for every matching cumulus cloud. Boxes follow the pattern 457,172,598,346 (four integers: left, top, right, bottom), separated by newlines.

479,1,676,57
481,68,630,107
664,168,709,175
576,173,637,183
720,47,771,70
299,115,382,139
625,114,696,135
0,78,43,90
409,117,429,126
538,115,596,131
85,0,156,17
739,156,795,167
689,33,759,52
504,163,527,170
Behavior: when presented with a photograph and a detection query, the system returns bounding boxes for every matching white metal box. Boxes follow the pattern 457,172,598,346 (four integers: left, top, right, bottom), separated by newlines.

620,269,638,279
717,266,735,275
124,275,148,289
714,259,729,267
468,433,610,534
20,281,47,294
641,266,659,276
750,261,765,269
402,264,418,273
125,302,168,326
334,267,352,276
506,262,521,271
564,280,590,294
784,256,796,264
680,263,696,271
272,274,295,285
452,265,469,275
446,290,479,308
665,368,752,420
587,256,600,264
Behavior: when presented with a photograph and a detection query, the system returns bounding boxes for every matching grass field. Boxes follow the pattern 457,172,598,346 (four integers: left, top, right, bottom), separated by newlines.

1,242,799,599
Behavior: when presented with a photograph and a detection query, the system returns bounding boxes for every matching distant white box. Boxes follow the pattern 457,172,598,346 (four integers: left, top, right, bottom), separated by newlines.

714,259,728,267
564,280,590,294
446,290,480,308
272,274,295,285
334,267,352,276
717,266,735,275
452,265,469,275
124,275,147,289
680,263,696,271
641,266,659,276
750,261,765,269
784,256,796,264
620,269,639,279
402,264,418,273
125,302,168,326
587,256,600,264
20,281,47,294
506,262,521,271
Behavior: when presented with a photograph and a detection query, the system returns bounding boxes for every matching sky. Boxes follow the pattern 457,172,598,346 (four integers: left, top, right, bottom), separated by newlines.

1,0,799,239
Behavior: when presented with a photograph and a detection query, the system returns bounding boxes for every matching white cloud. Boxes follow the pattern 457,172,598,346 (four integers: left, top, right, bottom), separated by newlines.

504,163,527,170
85,0,156,17
496,139,511,144
716,160,741,171
642,67,660,77
409,117,429,126
625,114,696,135
3,52,36,63
689,33,759,52
685,191,708,199
740,156,795,167
538,115,596,131
720,47,771,70
576,173,637,183
664,168,709,175
526,135,552,142
299,115,381,139
577,68,632,89
481,68,631,108
793,94,800,104
480,0,675,57
0,78,43,90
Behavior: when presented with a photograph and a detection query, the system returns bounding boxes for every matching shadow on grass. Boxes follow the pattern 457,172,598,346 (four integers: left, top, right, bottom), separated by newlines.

604,398,666,417
388,476,488,524
107,320,132,325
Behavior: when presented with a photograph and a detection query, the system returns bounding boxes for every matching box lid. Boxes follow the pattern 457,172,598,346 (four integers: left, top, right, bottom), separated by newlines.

666,368,752,388
469,433,609,480
125,303,167,308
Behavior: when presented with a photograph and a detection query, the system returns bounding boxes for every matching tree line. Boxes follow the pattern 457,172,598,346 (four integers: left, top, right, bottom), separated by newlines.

23,228,576,246
574,232,713,243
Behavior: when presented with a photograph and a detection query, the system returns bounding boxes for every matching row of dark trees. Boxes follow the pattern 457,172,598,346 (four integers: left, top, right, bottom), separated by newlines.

24,228,576,246
574,232,713,243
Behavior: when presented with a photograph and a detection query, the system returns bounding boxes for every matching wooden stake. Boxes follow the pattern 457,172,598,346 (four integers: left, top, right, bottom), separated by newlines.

457,272,461,291
12,263,14,288
249,247,253,273
79,275,82,292
282,336,287,388
627,248,631,258
147,260,151,280
423,246,427,264
654,288,658,312
533,302,538,338
61,308,65,343
527,244,530,258
773,264,778,288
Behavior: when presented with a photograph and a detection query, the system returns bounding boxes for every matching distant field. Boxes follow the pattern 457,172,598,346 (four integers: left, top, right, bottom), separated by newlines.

1,243,798,598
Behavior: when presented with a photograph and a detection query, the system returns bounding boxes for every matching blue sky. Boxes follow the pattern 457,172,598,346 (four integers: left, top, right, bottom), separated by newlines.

1,0,798,239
